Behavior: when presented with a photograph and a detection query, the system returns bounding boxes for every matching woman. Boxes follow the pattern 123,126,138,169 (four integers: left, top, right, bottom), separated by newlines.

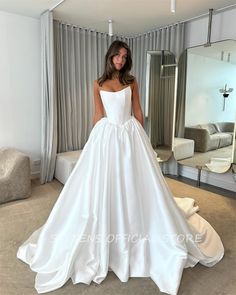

93,40,144,127
17,40,224,295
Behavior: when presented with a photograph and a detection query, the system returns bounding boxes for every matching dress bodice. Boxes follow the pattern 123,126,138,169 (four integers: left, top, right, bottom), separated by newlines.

100,86,132,125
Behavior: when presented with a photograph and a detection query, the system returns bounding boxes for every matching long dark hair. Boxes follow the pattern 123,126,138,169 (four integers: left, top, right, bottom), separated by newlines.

97,40,135,86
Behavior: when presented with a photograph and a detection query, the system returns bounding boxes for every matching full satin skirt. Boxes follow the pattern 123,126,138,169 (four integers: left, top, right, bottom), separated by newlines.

17,116,224,295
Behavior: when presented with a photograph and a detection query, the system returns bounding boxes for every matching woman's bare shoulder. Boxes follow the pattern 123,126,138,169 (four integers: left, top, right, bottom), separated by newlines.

94,79,99,85
94,79,101,90
130,76,138,91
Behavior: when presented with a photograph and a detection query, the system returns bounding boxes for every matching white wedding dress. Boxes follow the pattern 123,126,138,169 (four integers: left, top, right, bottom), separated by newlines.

17,85,224,295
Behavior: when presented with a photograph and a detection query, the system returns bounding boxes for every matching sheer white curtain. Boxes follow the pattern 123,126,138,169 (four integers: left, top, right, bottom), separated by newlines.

40,11,57,184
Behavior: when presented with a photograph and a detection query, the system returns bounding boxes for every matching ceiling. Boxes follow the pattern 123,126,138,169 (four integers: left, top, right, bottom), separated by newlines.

0,0,236,36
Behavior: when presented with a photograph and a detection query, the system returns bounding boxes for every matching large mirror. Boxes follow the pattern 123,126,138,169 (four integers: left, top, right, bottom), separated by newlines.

174,39,236,173
145,50,177,162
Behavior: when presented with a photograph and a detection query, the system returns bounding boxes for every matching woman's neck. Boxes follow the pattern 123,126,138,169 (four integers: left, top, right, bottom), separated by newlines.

112,71,119,80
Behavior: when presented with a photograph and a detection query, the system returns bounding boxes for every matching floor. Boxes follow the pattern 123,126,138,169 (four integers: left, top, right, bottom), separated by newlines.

177,145,232,170
166,174,236,199
0,177,235,295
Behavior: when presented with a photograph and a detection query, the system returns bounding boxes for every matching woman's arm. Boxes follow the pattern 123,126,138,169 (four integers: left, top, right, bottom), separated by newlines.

93,80,105,126
132,78,144,127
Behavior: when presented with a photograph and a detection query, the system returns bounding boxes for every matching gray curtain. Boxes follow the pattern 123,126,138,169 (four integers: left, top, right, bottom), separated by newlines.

40,11,57,184
53,21,129,152
175,49,187,137
149,53,176,148
127,23,185,116
40,19,185,183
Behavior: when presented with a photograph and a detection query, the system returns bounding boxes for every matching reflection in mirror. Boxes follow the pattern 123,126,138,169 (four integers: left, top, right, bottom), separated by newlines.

233,164,236,182
174,40,236,173
234,123,236,164
233,126,236,182
145,50,177,162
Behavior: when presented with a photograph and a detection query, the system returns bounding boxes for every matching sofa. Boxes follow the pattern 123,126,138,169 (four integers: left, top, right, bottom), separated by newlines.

0,148,31,204
184,122,234,152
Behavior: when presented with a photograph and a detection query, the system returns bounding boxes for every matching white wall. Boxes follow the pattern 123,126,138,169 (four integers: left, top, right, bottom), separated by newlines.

185,53,236,126
0,11,41,176
185,6,236,49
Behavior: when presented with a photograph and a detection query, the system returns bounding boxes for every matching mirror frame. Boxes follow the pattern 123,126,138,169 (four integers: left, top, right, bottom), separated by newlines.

174,38,236,175
145,50,178,162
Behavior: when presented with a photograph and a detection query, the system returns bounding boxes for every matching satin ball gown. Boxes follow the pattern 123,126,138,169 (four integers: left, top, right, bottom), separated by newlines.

17,85,224,295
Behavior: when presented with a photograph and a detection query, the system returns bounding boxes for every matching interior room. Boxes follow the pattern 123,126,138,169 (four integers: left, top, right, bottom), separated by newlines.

0,1,236,295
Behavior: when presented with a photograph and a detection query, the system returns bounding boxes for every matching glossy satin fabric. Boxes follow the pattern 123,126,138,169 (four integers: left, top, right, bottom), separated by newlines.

17,85,224,294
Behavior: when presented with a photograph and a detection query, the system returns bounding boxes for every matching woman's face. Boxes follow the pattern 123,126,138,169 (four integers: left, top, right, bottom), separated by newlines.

112,47,127,71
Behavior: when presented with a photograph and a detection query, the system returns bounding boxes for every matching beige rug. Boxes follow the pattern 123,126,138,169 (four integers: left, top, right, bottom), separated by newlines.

0,178,235,295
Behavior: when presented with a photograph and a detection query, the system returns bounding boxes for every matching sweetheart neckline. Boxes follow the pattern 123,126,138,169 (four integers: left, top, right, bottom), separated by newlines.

99,85,131,93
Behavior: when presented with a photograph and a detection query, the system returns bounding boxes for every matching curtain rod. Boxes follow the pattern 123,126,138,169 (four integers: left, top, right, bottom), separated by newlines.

49,0,65,11
53,19,129,38
179,3,236,24
53,2,236,38
127,3,236,38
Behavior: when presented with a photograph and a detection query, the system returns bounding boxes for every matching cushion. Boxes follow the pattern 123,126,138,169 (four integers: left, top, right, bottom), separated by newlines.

199,123,217,135
214,122,234,133
218,133,233,148
208,134,221,150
